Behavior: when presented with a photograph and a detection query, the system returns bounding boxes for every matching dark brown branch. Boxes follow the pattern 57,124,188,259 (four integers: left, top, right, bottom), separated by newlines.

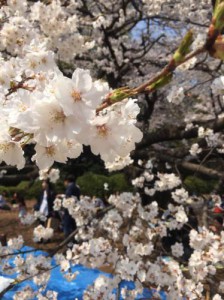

0,166,39,185
180,161,224,179
137,117,224,150
152,150,224,179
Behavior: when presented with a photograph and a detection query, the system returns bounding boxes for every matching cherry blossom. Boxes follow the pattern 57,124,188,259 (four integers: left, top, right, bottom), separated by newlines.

0,0,224,299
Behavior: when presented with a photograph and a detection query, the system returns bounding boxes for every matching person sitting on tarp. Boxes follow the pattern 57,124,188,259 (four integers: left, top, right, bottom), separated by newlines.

213,204,224,214
210,216,223,233
92,196,105,210
12,191,26,220
0,191,11,211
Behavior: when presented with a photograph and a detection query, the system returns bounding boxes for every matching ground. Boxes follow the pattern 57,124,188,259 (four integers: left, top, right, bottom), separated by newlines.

0,199,113,275
0,199,64,252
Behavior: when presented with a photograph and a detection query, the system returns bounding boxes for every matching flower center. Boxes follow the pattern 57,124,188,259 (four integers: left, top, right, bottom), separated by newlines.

19,103,28,112
71,89,81,102
96,124,109,137
0,143,10,153
51,110,66,123
30,61,37,69
45,146,56,157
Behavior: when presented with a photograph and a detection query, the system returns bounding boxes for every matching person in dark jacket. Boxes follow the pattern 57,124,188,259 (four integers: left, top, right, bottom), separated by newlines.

63,175,80,238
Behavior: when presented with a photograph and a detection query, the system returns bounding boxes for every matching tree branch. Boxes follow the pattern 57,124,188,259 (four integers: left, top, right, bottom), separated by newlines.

137,117,224,150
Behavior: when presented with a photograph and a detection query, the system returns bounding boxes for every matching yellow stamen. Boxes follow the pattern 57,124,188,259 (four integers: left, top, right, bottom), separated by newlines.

71,89,81,102
96,124,109,137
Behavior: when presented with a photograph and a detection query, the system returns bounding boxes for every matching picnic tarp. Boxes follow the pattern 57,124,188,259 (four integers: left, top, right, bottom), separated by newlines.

0,246,167,300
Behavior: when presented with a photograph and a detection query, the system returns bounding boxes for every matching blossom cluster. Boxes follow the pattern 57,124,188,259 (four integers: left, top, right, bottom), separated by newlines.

0,58,142,170
0,0,143,172
132,161,182,197
33,225,54,243
47,190,204,299
1,184,224,299
1,0,224,299
39,168,60,184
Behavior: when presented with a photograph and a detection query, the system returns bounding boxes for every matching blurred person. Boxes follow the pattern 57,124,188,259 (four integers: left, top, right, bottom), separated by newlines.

34,180,56,243
12,192,27,220
92,195,105,210
209,216,223,233
35,179,56,222
0,191,11,211
220,194,224,209
63,175,80,238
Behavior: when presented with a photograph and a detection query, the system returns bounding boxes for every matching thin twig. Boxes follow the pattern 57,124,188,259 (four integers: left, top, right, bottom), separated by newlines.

50,205,114,256
0,264,58,298
0,248,40,259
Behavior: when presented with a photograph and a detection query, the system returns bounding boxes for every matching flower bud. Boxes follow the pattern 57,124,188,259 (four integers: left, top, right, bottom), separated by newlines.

173,30,194,64
146,73,172,92
213,0,224,13
213,2,224,32
107,87,134,103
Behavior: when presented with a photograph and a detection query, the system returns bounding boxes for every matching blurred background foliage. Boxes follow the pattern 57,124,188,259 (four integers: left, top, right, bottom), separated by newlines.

0,172,133,200
184,176,218,195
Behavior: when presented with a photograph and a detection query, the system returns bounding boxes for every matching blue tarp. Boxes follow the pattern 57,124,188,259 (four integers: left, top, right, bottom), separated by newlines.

1,246,167,300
